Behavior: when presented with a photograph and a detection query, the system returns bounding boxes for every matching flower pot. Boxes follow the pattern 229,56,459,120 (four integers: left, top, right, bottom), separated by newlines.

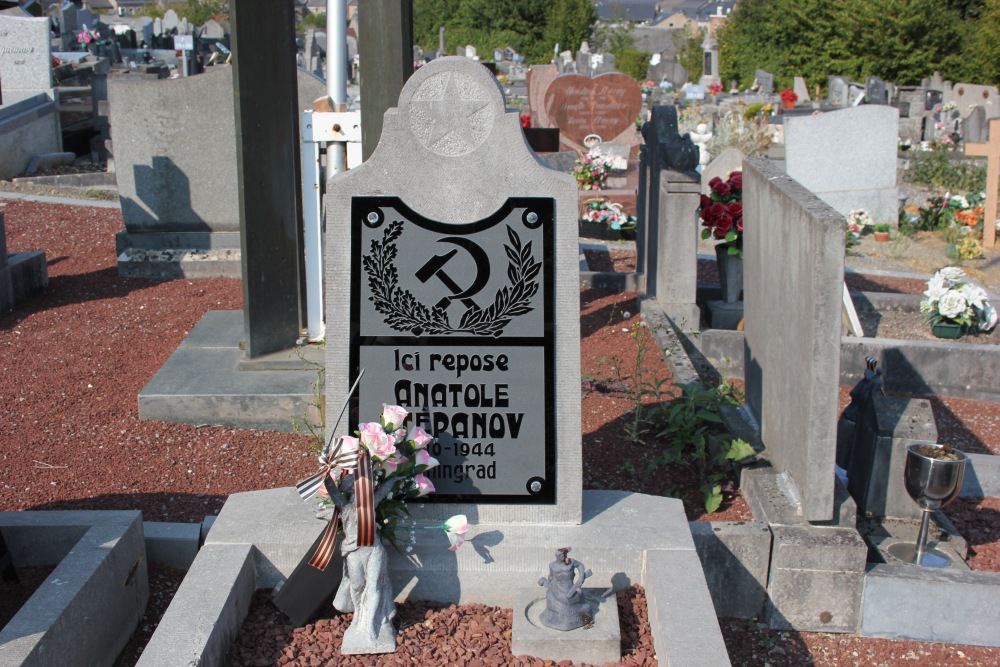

578,221,621,242
931,322,963,339
715,245,743,303
873,231,890,242
781,99,795,110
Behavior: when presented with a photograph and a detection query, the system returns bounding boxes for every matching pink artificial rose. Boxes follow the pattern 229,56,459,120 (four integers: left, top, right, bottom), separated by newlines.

379,454,407,476
413,474,435,497
381,404,408,430
339,435,360,455
359,422,396,460
393,428,407,444
415,449,440,470
448,534,466,551
408,426,433,449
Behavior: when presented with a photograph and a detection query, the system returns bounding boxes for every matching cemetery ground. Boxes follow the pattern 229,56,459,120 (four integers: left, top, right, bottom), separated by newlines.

0,196,999,665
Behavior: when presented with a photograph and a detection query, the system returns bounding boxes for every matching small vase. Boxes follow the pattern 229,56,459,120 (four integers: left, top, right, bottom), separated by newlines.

715,245,743,303
931,322,963,339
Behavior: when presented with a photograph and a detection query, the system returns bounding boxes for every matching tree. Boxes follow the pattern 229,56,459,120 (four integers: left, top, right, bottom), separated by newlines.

964,0,1000,84
674,24,705,82
717,0,968,90
544,0,596,57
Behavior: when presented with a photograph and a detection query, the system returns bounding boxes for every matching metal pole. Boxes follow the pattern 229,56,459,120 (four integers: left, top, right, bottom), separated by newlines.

301,111,324,341
328,0,347,173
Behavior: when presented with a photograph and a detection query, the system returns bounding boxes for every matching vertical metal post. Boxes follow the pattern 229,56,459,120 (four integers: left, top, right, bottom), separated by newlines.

328,0,348,174
230,0,304,357
301,111,324,341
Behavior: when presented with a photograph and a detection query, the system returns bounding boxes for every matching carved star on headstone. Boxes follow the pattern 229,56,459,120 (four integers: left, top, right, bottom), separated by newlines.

409,71,494,156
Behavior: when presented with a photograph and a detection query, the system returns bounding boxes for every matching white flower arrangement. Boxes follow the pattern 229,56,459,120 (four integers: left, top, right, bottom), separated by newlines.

846,209,872,231
920,266,997,332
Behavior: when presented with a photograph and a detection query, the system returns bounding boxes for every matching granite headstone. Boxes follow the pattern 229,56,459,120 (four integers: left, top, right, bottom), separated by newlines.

0,14,54,107
325,56,582,523
543,72,642,153
754,69,773,94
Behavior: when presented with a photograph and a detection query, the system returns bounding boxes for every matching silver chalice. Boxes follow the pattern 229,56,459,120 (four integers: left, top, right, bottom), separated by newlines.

887,443,967,567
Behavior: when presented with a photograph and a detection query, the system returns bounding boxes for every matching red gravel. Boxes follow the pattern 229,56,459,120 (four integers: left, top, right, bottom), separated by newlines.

227,585,656,667
0,200,316,523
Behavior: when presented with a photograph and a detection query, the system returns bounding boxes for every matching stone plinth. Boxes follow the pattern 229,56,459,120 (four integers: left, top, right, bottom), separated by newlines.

512,590,620,665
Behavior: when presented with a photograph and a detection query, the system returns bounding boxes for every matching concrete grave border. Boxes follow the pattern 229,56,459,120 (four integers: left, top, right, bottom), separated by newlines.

136,487,732,667
0,511,148,667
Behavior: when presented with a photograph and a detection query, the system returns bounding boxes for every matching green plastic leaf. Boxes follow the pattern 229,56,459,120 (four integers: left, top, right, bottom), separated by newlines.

704,485,723,514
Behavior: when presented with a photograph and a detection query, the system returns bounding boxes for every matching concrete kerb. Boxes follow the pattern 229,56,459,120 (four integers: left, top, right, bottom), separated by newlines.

137,487,732,667
0,190,122,209
0,511,148,667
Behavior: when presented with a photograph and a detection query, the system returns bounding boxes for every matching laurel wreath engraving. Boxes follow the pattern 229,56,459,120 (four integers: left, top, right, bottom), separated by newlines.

363,220,540,337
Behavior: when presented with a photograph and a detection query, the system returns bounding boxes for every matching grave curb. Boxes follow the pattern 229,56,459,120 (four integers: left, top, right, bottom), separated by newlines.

0,510,148,667
137,488,731,667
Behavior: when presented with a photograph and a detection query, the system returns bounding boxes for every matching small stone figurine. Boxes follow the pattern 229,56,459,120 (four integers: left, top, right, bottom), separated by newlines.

537,547,593,631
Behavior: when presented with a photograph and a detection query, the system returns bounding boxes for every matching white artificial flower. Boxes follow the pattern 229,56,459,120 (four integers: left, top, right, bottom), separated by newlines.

959,283,988,310
923,273,947,302
938,290,969,319
939,267,966,283
978,303,998,332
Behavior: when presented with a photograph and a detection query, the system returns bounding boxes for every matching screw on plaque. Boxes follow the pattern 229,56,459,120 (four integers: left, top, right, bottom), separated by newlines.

415,236,491,310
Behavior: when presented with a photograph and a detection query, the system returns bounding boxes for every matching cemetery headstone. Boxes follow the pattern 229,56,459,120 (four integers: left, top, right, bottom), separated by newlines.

526,64,559,128
784,106,899,222
494,48,503,62
685,84,705,100
793,76,810,103
828,76,850,107
701,147,745,196
925,89,943,111
152,16,162,36
162,9,179,33
963,105,987,145
543,72,642,154
325,56,582,524
947,83,1000,119
743,158,845,521
754,69,773,94
575,51,590,76
464,44,477,59
0,14,54,107
866,76,887,105
202,19,226,40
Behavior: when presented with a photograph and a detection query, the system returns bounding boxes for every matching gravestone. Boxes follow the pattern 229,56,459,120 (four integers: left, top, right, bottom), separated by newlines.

109,67,326,274
784,106,899,223
866,76,887,105
153,16,162,36
963,105,987,145
828,76,850,107
543,72,642,155
701,147,744,196
793,76,810,103
0,210,48,313
743,158,845,521
575,50,590,75
464,44,476,59
202,19,226,40
325,56,582,523
526,64,560,128
754,69,773,94
945,82,1000,117
162,9,179,33
0,14,54,107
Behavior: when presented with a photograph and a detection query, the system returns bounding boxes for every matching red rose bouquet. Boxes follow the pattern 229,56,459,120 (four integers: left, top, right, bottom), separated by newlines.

780,88,798,104
700,171,743,256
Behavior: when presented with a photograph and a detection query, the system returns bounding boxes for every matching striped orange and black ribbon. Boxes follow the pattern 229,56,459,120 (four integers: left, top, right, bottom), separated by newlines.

307,450,376,570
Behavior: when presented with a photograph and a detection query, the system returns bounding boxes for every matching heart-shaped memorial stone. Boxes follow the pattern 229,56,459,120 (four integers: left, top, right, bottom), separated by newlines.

543,73,643,148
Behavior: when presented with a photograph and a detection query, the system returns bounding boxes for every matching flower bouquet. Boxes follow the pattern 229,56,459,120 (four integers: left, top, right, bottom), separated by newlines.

920,267,997,338
572,148,626,190
581,197,636,232
641,80,656,95
846,209,872,250
77,27,99,45
700,171,743,256
707,82,723,96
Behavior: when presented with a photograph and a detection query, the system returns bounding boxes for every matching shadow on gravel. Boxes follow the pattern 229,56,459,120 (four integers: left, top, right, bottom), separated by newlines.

23,492,228,523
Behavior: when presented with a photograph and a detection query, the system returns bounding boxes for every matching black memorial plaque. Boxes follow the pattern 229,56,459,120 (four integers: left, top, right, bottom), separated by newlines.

350,197,555,503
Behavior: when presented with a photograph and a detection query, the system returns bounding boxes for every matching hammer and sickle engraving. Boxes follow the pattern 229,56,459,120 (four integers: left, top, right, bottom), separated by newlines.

415,236,491,311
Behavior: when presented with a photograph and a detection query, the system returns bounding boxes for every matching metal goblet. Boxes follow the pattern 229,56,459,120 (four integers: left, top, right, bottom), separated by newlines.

887,443,967,568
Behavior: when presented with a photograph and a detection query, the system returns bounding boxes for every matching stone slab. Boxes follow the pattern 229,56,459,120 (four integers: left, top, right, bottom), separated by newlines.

743,158,845,521
640,296,701,387
526,64,559,128
138,311,320,432
962,452,1000,498
135,543,256,667
766,567,863,633
117,247,242,279
653,169,699,330
143,521,201,570
784,106,899,223
690,521,770,619
0,94,60,180
0,14,53,107
0,511,148,667
512,588,620,664
862,563,1000,647
644,549,732,667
